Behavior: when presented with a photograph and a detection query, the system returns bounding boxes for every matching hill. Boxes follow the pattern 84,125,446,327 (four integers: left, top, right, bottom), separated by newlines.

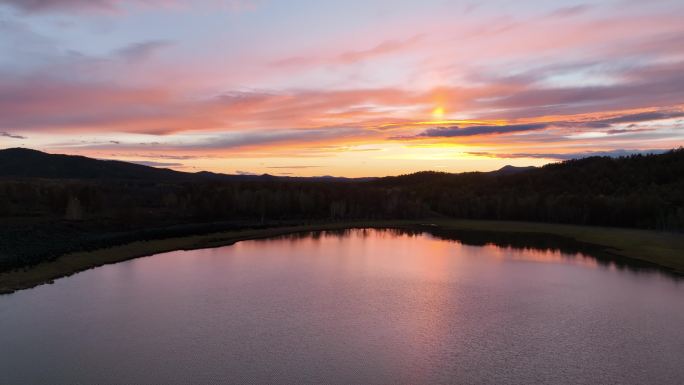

373,149,684,228
0,148,190,180
0,148,367,182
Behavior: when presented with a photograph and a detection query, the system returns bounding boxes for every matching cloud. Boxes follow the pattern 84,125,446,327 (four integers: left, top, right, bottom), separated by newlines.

1,131,26,139
2,68,683,147
1,40,683,137
113,153,203,160
397,107,684,140
235,170,256,175
1,6,684,157
0,0,258,14
116,40,172,61
266,165,321,169
272,35,424,67
0,0,681,170
0,0,149,13
0,73,421,134
605,128,655,135
467,148,670,160
547,4,591,18
222,0,260,13
597,111,684,124
412,123,550,138
190,128,362,150
52,127,367,156
0,76,215,134
128,160,183,167
480,61,684,119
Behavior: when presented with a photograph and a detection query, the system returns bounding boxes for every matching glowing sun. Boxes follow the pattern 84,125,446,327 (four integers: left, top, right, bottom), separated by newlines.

432,106,445,119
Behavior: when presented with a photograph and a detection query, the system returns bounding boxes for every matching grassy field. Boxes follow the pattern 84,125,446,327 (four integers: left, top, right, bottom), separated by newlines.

1,219,682,295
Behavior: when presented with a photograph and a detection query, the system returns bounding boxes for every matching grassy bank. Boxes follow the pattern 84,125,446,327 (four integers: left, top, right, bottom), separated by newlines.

1,219,682,295
434,219,684,266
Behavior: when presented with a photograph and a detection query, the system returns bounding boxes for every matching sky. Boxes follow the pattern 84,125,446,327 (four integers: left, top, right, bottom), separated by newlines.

0,0,683,176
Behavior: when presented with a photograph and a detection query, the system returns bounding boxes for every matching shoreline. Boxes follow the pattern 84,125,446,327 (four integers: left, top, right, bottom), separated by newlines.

1,219,682,295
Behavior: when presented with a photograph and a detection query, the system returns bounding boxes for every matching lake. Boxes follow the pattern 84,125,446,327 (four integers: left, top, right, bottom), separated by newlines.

1,228,683,384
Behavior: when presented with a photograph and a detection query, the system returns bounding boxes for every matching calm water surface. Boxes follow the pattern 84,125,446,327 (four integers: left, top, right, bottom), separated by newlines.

1,229,683,385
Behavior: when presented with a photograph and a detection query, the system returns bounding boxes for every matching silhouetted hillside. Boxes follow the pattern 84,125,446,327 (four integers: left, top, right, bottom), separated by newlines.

493,165,537,175
0,148,370,182
374,149,684,228
0,148,189,180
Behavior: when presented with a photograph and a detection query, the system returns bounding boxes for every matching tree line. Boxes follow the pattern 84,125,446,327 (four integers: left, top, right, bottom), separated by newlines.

0,148,682,271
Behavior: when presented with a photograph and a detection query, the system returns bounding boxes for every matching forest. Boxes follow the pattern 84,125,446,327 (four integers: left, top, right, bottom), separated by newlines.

1,147,683,271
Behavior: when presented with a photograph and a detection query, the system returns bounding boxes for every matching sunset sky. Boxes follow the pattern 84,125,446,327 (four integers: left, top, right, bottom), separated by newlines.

1,0,683,176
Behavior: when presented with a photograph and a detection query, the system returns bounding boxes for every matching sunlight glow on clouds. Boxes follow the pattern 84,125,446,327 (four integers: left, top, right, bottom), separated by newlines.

0,0,683,176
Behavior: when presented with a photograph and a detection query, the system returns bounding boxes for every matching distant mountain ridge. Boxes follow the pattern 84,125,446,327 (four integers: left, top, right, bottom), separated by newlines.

0,147,536,181
493,165,537,175
4,147,681,184
0,148,370,182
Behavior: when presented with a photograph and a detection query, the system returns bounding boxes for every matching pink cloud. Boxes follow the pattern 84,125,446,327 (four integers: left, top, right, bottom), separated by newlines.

2,54,684,137
0,0,259,13
2,0,683,166
0,0,173,13
272,35,424,68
